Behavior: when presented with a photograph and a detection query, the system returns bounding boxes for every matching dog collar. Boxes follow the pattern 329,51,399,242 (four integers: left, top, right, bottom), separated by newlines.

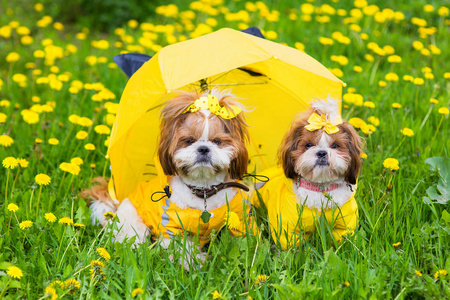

186,182,250,199
296,177,341,192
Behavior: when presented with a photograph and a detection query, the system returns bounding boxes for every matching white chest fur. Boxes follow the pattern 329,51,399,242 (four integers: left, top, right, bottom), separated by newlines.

169,176,237,211
292,180,354,210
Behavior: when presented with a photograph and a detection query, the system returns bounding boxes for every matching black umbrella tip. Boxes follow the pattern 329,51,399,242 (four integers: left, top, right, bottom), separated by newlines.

113,53,152,78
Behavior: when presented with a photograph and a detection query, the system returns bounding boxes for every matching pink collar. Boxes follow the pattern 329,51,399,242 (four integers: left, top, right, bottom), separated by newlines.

296,177,341,192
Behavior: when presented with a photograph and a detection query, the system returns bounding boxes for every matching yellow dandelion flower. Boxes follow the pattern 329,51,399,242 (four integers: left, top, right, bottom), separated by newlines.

35,173,51,185
59,162,81,176
45,213,57,223
58,216,74,225
387,55,402,63
3,157,18,169
413,78,424,85
363,101,375,108
90,164,96,169
7,203,19,212
76,130,88,140
104,212,116,220
256,274,269,285
94,125,111,135
64,278,81,294
226,211,241,230
367,116,379,126
90,260,106,268
385,72,399,82
392,242,401,247
434,269,448,279
131,288,145,298
49,280,64,288
438,107,449,115
44,286,58,300
0,135,14,147
7,266,23,279
71,157,83,166
348,118,367,129
429,98,438,104
383,158,399,171
360,152,368,159
35,138,43,144
415,270,422,276
85,143,96,151
17,158,29,168
392,103,402,109
73,223,85,230
211,290,221,299
48,138,59,145
378,80,387,87
403,75,414,82
6,52,20,63
68,114,80,124
353,66,362,72
96,247,111,260
19,220,33,230
0,100,10,107
78,117,93,127
401,128,414,137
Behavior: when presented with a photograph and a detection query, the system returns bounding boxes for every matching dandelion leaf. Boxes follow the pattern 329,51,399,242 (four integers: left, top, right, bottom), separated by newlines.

423,157,450,204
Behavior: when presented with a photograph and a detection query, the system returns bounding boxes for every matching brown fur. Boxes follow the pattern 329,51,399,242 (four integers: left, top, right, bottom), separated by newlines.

80,177,113,206
158,91,249,179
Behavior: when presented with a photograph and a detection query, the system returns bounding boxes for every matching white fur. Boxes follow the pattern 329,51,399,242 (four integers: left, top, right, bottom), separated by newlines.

293,180,355,210
90,198,119,226
311,96,341,123
113,198,149,246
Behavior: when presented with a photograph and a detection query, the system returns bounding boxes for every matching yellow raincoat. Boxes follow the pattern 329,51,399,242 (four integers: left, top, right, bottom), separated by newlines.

127,176,253,247
251,166,358,249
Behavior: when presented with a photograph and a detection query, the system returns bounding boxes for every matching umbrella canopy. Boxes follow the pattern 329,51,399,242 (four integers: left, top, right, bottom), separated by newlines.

108,27,343,201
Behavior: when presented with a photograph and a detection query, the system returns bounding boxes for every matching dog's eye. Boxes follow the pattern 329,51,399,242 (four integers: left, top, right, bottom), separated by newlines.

185,138,195,145
331,143,339,149
305,142,313,149
212,138,221,145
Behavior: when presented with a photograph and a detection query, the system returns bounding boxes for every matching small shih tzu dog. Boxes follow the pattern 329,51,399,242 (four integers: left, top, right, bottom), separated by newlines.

84,89,253,266
251,98,363,249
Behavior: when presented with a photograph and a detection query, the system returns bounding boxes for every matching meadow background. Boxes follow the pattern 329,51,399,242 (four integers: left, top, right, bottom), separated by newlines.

1,0,450,299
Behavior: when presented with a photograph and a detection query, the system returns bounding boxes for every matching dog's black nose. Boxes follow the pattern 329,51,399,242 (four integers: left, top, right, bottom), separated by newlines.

316,150,327,158
197,146,210,155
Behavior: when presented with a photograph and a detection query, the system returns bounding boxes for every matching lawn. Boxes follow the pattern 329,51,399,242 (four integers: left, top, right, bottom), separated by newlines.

0,0,449,299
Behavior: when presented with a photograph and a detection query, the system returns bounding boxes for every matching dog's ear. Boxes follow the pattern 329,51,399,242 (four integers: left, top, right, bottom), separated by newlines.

157,119,177,176
229,140,248,179
158,92,200,176
279,120,307,179
340,122,363,185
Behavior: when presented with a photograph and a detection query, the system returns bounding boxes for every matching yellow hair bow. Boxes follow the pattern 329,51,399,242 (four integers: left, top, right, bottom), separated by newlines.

305,112,343,134
182,94,242,119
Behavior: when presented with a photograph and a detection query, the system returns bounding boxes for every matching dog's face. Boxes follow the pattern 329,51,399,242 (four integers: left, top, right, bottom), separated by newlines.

280,114,362,185
158,91,248,181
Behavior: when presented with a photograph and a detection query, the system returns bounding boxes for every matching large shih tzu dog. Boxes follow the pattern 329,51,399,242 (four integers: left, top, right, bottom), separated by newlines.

251,98,363,249
84,89,253,266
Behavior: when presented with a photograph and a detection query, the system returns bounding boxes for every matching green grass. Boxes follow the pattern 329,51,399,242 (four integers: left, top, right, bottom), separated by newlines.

1,0,449,298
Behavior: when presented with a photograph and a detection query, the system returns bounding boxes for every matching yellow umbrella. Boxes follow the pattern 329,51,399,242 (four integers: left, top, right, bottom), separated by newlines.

108,28,343,201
